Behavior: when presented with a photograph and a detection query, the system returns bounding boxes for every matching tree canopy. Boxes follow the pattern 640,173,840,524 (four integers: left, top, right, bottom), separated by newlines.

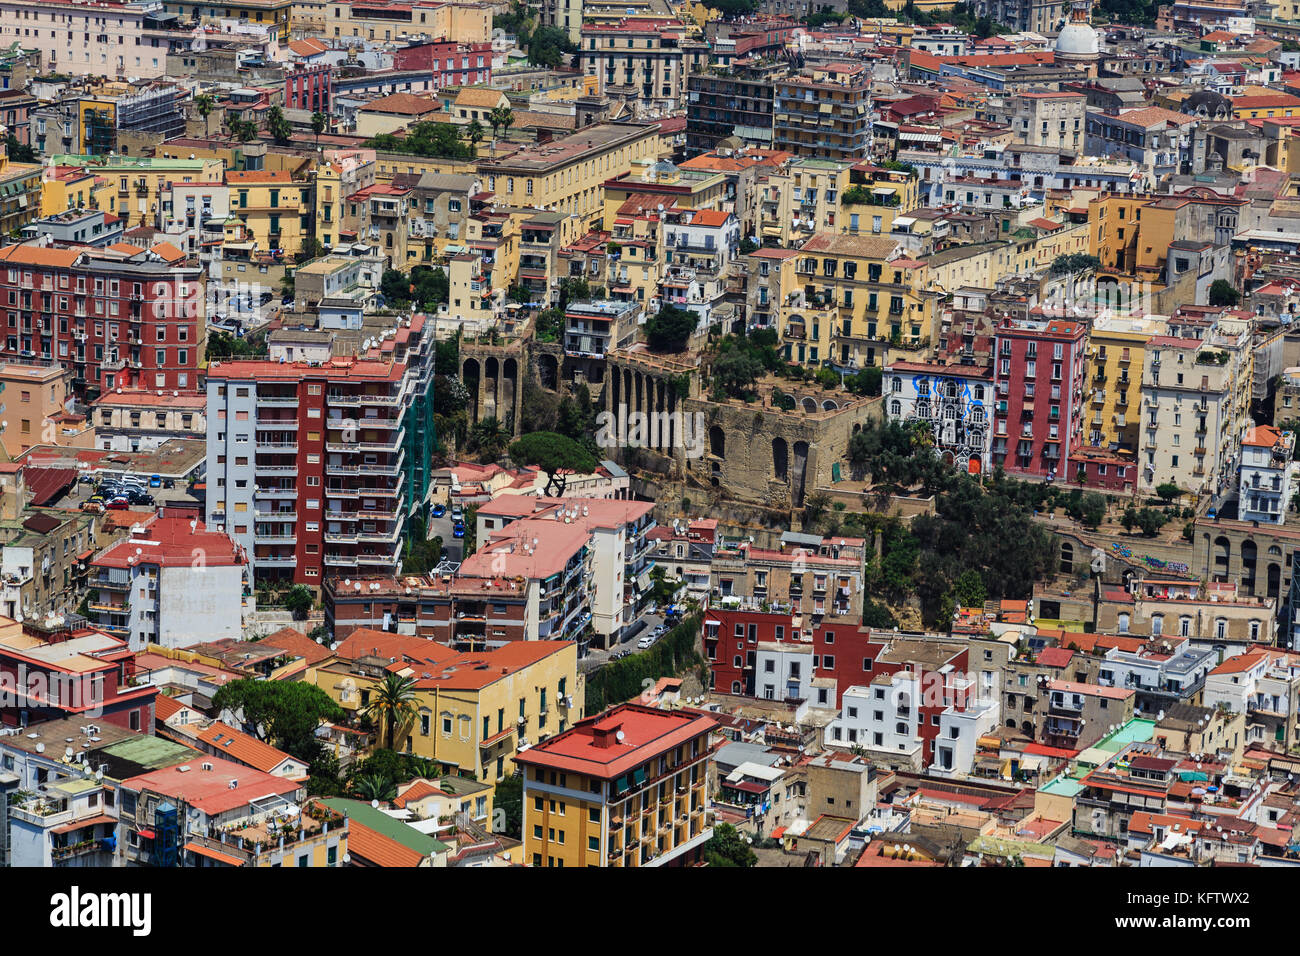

1208,279,1240,307
509,431,598,496
644,304,698,353
380,265,449,311
703,823,758,866
363,121,476,160
211,680,343,761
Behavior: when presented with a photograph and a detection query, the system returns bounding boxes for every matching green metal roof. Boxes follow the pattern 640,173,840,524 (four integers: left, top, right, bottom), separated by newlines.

321,798,450,856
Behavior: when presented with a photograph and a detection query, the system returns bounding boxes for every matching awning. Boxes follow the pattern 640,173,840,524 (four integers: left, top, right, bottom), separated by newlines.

136,828,156,840
636,571,652,591
51,813,115,835
632,767,647,786
184,841,245,866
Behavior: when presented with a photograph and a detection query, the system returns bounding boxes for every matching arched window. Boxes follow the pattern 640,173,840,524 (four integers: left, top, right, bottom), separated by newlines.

891,376,902,393
890,400,901,416
1118,613,1130,634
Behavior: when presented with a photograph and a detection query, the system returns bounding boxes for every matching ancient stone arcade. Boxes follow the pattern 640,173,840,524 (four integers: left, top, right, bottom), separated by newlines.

683,390,880,510
460,338,526,433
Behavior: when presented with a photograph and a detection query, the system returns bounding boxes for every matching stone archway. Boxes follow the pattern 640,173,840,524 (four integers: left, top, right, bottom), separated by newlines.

772,437,789,482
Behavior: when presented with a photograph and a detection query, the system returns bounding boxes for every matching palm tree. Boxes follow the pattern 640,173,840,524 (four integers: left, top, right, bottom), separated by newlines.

351,772,397,803
195,94,214,120
311,110,327,149
487,105,514,146
465,119,485,152
362,672,419,750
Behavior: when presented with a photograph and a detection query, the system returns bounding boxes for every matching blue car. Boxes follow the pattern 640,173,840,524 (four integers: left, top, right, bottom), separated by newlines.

453,522,466,538
432,504,446,518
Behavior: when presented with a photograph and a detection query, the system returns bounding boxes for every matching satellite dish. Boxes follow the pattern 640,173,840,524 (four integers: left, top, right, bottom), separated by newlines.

371,799,379,809
616,730,625,742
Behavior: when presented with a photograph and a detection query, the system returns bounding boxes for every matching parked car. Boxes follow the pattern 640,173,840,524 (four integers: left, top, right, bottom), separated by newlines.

148,474,162,488
105,496,131,510
636,635,654,650
451,505,464,521
127,491,154,507
453,522,466,538
431,503,446,518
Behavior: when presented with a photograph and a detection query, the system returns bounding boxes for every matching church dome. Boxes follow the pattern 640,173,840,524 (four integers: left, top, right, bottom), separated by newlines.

1055,22,1099,57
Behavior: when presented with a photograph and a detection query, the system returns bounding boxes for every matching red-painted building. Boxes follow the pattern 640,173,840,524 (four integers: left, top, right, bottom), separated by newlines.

285,63,333,113
0,622,156,732
704,609,971,763
391,41,493,87
992,317,1087,479
0,242,204,400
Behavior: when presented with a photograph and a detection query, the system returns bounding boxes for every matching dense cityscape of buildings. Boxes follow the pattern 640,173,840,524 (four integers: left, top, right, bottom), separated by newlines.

0,0,1296,887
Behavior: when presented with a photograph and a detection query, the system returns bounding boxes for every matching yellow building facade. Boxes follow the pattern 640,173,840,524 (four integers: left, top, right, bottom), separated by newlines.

225,169,311,257
1085,315,1167,453
312,639,582,786
50,154,224,230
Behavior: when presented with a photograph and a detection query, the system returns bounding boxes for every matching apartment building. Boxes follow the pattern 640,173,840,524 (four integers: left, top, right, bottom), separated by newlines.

87,515,244,652
1084,315,1166,454
1088,191,1245,285
580,18,690,113
49,154,224,232
314,151,377,252
225,169,312,260
883,360,994,474
983,91,1086,151
0,241,203,399
466,497,657,649
1085,107,1196,180
0,0,181,80
205,342,435,588
312,629,581,783
1138,335,1240,495
1038,680,1137,753
991,317,1087,480
1204,646,1300,751
515,703,717,867
0,616,157,730
345,183,411,264
1,509,97,622
1238,425,1295,526
323,573,530,645
0,146,43,243
21,208,124,248
684,62,782,156
398,171,478,265
89,389,206,452
318,0,491,45
8,777,120,867
824,638,987,770
118,758,313,866
711,539,865,624
476,122,662,244
772,66,872,163
0,362,74,459
780,234,939,371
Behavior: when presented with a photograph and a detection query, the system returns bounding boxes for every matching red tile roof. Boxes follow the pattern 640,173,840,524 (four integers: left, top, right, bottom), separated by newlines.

196,721,300,775
513,703,716,779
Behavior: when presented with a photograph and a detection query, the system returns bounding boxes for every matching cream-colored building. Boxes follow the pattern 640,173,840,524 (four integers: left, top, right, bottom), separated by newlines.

1139,329,1251,496
476,122,662,245
49,154,224,231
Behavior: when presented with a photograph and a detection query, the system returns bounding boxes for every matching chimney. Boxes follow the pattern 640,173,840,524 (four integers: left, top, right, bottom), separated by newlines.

592,720,622,749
